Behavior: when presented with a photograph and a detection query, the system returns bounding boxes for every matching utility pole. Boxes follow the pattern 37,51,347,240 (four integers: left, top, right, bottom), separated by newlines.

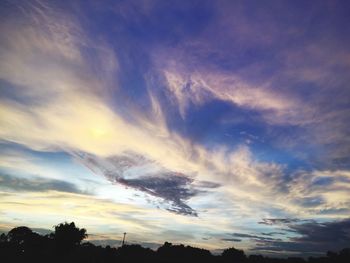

122,232,126,246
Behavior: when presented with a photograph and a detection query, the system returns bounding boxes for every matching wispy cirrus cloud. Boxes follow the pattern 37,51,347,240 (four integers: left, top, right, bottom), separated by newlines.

162,69,300,124
0,1,294,220
156,51,350,167
146,0,350,168
1,1,348,220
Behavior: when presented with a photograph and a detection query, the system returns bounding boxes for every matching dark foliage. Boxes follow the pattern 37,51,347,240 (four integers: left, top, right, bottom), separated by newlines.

0,222,349,263
222,247,247,262
50,222,87,251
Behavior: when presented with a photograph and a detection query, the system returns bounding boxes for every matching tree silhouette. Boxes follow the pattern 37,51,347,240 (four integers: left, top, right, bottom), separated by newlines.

4,226,48,262
50,221,87,258
157,241,212,262
0,222,349,263
222,247,247,262
7,226,33,245
51,222,87,246
0,233,8,243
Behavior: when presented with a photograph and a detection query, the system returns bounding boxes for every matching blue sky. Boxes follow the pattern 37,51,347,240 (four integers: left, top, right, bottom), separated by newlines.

1,0,350,256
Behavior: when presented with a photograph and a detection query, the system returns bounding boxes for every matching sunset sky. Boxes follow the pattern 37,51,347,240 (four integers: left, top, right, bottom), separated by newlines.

1,0,350,257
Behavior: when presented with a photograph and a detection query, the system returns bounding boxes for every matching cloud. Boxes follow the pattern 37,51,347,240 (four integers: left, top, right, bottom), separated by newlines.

0,4,296,221
72,152,221,216
232,233,262,239
231,233,282,242
117,175,199,216
0,173,85,194
148,0,350,167
0,1,203,183
0,1,346,218
282,170,350,217
162,69,300,124
290,219,350,244
0,4,219,208
157,56,348,172
258,218,302,226
252,218,350,254
221,238,242,242
158,54,350,168
261,232,286,236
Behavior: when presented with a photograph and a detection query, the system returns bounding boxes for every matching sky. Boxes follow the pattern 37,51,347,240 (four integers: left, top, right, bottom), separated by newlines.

0,0,350,257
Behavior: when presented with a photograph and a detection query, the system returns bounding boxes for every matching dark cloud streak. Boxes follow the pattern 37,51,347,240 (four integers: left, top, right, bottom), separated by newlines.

73,152,220,216
0,173,85,194
114,173,199,216
253,218,350,254
258,218,303,225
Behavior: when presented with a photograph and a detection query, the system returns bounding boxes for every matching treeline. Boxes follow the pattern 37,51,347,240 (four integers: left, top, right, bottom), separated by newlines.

0,222,349,263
